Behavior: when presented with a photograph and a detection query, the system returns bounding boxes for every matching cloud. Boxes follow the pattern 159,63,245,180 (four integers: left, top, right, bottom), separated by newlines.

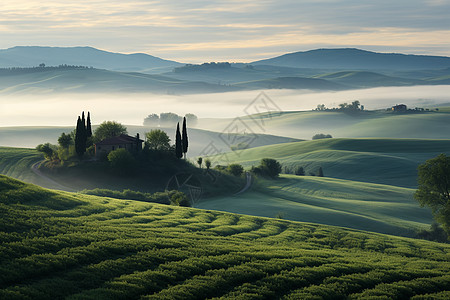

0,0,449,62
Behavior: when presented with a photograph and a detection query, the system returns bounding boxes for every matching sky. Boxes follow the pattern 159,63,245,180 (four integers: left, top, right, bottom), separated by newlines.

1,0,450,63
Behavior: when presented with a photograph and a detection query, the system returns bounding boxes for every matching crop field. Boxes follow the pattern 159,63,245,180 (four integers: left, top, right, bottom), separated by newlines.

1,175,449,299
0,147,43,183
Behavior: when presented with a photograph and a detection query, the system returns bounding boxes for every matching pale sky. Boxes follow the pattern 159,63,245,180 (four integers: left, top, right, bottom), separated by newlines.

1,0,450,63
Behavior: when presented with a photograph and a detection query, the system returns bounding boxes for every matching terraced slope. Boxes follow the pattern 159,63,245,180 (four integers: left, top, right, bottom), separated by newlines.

1,175,449,299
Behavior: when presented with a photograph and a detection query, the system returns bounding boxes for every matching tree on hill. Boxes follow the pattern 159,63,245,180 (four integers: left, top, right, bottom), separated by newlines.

227,164,244,177
205,159,211,170
175,123,183,159
160,112,181,126
143,114,160,126
36,143,56,160
414,153,450,237
145,129,171,151
75,116,86,158
318,167,324,177
108,148,136,174
312,133,333,140
94,121,127,142
295,166,305,176
184,113,198,126
252,158,281,178
182,117,188,159
197,157,203,168
86,112,92,138
58,132,73,149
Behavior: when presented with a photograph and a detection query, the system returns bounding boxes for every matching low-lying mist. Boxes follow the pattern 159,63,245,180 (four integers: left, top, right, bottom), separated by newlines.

1,85,449,127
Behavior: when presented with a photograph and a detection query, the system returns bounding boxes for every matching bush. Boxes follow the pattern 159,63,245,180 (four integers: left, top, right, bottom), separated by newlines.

36,143,57,160
168,190,191,207
226,164,244,177
312,133,333,140
107,148,137,174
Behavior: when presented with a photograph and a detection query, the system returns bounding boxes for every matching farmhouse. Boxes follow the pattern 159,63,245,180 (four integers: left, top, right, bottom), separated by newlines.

392,104,407,112
95,134,143,157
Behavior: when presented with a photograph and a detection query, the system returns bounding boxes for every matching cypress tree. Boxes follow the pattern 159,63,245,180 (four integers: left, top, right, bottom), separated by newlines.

175,122,183,159
318,167,324,177
75,116,85,158
86,111,92,137
182,117,188,159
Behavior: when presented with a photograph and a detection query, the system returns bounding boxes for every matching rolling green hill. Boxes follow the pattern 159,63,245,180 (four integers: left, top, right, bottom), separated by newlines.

197,175,432,237
204,138,450,188
1,175,449,299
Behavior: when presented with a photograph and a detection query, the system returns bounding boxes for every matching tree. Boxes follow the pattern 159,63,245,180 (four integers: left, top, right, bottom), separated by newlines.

175,123,183,159
318,167,324,177
197,157,203,168
205,159,211,170
414,154,450,236
108,148,136,174
350,100,361,110
253,158,281,178
182,117,188,159
145,129,171,151
36,143,56,160
227,164,244,177
94,121,127,142
143,114,160,126
184,113,198,126
58,132,73,148
295,166,305,176
160,112,181,126
312,133,333,140
75,116,86,158
86,112,92,138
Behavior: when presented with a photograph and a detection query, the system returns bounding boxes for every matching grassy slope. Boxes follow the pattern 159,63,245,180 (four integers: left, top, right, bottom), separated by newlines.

207,138,450,187
1,175,449,299
197,110,450,140
197,175,432,237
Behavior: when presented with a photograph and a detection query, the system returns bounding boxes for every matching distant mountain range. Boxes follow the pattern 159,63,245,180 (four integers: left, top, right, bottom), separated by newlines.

0,46,450,94
252,48,450,70
0,46,181,73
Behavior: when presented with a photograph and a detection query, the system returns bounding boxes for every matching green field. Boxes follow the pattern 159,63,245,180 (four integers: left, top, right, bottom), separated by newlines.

197,110,450,140
1,175,449,299
198,175,432,237
206,138,450,187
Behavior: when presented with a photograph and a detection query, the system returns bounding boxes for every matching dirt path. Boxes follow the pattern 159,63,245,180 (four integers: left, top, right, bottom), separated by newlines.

31,160,75,192
234,172,252,196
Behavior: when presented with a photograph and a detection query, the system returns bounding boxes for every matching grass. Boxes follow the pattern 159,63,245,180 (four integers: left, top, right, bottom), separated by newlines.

197,175,433,237
0,147,43,183
1,175,449,299
206,138,450,187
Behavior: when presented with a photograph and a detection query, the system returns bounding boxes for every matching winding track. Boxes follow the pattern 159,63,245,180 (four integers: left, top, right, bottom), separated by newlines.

234,172,252,196
31,160,75,191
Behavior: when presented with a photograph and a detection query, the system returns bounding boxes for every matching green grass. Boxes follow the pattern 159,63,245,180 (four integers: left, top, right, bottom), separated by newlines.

0,147,43,183
207,138,450,187
198,175,433,237
1,175,449,299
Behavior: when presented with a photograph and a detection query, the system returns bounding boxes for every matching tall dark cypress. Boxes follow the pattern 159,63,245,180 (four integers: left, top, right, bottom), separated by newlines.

86,111,92,137
81,111,87,151
75,116,85,158
182,117,188,159
175,122,183,159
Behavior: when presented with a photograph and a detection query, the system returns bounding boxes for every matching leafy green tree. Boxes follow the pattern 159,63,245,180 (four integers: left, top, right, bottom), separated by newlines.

295,166,305,176
168,190,190,207
197,157,203,168
182,117,188,159
58,132,73,148
175,123,183,159
414,154,450,236
94,121,127,142
227,164,244,177
205,159,211,170
312,133,333,140
160,112,181,126
107,148,136,174
145,129,171,151
143,113,160,126
252,158,281,178
36,143,56,160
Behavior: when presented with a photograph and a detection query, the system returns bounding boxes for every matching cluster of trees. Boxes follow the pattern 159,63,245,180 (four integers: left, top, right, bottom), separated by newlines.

283,165,324,177
312,133,333,140
144,113,197,127
174,62,231,72
251,158,282,178
75,112,93,158
315,100,363,112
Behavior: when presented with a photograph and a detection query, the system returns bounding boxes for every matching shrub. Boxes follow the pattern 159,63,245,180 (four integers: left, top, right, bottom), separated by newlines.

107,148,137,174
251,158,281,178
226,164,244,177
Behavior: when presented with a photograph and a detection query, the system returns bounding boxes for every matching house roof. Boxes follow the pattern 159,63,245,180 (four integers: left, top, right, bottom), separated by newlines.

95,134,144,146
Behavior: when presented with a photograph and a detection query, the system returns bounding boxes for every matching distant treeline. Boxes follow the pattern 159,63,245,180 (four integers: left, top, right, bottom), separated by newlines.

174,62,231,73
0,64,93,75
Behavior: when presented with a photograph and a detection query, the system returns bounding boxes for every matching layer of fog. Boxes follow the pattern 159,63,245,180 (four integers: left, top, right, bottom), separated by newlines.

1,85,449,127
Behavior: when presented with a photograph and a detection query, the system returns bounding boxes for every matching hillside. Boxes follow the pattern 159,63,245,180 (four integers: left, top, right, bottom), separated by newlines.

0,46,181,73
1,175,449,299
253,48,450,70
